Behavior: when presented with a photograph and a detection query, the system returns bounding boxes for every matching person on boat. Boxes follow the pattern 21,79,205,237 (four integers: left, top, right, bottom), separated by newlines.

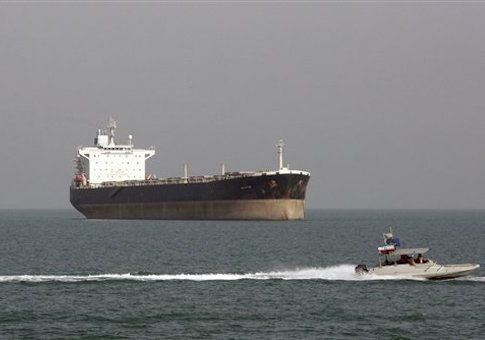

398,254,408,264
398,254,416,265
417,253,427,264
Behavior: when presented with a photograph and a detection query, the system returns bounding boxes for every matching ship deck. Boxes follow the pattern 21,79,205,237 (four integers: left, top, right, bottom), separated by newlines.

72,170,310,189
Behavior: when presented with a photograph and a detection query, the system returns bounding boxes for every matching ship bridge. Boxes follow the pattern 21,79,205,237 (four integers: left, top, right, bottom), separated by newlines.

74,119,155,185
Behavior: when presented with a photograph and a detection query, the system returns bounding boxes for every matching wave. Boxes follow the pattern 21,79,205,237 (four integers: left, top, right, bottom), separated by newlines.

0,265,482,283
459,276,485,282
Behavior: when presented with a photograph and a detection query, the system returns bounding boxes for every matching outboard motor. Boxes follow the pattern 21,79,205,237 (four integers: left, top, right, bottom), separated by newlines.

355,264,368,274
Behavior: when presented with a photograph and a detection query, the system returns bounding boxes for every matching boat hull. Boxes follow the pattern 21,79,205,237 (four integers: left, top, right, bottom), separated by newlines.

72,199,305,220
367,263,480,280
70,173,309,220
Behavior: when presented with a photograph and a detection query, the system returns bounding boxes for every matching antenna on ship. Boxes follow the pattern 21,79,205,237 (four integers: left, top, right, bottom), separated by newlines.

277,139,285,170
108,117,117,145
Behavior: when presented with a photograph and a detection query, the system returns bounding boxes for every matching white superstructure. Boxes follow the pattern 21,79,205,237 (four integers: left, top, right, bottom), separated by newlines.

74,118,155,185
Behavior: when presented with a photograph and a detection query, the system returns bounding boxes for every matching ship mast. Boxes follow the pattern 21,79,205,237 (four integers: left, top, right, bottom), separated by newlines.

277,139,285,170
108,117,117,146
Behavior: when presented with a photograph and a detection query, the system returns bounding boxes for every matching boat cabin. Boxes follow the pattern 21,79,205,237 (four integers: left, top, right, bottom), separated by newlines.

378,248,430,267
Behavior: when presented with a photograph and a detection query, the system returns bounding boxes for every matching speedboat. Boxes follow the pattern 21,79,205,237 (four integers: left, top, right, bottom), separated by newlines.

355,229,480,280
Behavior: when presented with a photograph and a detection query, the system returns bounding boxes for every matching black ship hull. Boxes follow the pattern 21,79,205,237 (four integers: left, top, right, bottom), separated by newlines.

70,173,310,220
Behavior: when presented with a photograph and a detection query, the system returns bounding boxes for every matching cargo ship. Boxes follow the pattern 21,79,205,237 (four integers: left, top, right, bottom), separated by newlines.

70,119,310,220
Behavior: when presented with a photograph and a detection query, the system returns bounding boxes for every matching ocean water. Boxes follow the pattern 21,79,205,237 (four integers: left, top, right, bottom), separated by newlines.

0,209,483,339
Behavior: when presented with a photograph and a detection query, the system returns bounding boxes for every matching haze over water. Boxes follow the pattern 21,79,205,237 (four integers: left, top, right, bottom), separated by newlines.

1,3,485,210
0,209,483,338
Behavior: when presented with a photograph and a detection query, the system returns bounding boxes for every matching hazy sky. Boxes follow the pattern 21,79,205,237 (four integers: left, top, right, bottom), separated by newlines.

1,1,484,209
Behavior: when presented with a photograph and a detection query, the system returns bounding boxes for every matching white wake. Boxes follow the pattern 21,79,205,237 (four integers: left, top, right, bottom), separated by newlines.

0,265,482,283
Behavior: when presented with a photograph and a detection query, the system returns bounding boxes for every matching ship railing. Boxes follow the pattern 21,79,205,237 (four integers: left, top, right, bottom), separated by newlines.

73,172,265,189
71,170,305,189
